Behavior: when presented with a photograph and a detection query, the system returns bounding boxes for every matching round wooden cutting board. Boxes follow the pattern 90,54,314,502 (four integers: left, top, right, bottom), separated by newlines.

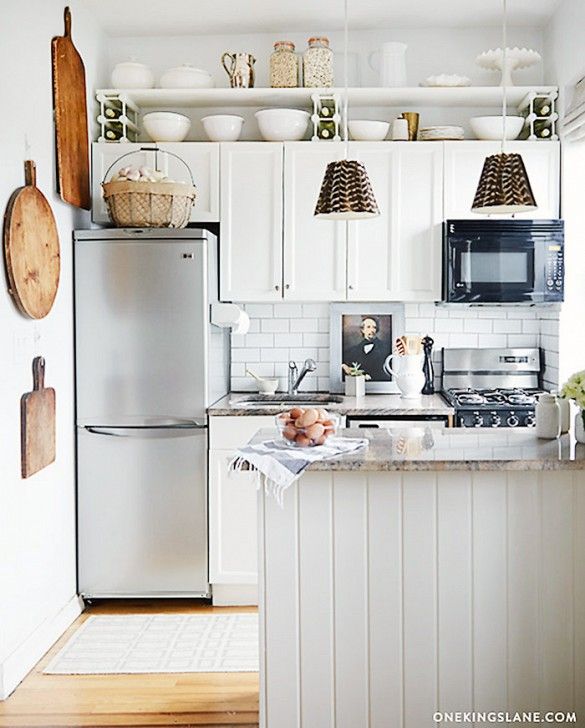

3,160,60,319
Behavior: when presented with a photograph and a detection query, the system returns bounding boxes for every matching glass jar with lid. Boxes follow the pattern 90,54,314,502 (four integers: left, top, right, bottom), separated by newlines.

270,41,298,88
303,36,334,88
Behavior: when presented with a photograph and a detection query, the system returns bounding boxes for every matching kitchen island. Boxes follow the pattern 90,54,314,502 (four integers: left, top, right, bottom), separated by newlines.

256,427,585,728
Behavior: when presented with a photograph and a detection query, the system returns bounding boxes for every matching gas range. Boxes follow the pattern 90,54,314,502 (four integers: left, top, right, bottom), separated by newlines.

442,387,543,428
441,347,543,429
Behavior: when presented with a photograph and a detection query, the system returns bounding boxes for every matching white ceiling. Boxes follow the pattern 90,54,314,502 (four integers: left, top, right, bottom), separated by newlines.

87,0,562,37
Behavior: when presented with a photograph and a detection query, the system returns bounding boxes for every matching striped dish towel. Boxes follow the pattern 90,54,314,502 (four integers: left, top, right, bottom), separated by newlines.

231,437,368,505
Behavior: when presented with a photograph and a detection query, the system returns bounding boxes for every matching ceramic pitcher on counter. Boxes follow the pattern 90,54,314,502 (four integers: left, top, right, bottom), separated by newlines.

222,52,256,88
386,353,425,399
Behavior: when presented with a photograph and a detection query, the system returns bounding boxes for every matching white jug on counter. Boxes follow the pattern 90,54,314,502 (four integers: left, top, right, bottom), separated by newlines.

535,393,561,439
386,353,424,399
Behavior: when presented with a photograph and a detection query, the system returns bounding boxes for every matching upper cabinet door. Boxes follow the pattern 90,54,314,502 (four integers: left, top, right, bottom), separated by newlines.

157,142,220,222
220,142,283,302
444,140,560,220
283,142,347,301
347,142,443,302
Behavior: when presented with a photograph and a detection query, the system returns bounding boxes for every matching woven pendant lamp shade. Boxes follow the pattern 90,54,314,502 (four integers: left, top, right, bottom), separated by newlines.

471,153,537,214
314,160,380,219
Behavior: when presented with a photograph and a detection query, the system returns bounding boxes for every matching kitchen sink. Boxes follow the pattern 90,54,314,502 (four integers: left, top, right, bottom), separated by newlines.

230,394,343,409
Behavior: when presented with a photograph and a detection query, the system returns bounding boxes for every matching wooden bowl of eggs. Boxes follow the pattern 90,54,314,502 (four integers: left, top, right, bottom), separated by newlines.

276,407,339,448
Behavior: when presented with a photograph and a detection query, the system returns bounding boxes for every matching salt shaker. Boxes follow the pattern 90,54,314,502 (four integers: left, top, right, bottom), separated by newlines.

535,392,561,439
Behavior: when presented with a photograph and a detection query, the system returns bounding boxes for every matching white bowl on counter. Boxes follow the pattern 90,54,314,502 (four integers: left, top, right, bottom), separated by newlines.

348,120,390,141
470,115,524,140
201,114,244,141
255,109,310,141
111,61,154,89
159,64,214,89
143,112,191,142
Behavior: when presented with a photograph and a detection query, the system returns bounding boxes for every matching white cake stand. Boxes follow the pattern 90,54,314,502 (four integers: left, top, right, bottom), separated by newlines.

476,47,541,86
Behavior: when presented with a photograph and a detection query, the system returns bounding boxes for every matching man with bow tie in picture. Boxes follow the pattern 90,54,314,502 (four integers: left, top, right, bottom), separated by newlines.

342,316,391,381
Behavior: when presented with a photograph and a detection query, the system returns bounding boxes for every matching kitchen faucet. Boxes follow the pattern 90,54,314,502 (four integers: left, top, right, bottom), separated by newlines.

288,358,317,395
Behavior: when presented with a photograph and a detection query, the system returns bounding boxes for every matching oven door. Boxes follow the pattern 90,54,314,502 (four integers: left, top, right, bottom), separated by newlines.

446,235,536,303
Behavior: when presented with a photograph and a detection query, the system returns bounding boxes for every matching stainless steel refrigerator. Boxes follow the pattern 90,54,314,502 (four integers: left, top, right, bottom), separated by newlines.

74,228,229,598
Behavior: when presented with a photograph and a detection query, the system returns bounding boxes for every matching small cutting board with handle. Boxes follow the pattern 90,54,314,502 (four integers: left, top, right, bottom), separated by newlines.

21,357,56,479
51,6,91,210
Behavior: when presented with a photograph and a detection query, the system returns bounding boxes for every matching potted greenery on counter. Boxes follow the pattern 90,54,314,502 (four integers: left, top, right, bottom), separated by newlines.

561,370,585,443
343,362,370,398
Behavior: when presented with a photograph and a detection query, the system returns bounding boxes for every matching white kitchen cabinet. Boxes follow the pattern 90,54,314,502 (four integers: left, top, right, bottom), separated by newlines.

91,142,219,224
283,142,347,301
209,415,273,605
347,143,443,302
444,140,560,220
219,143,283,302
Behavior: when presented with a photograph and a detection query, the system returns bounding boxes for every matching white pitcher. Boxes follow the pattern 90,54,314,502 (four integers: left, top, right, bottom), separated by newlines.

386,353,425,399
369,42,407,87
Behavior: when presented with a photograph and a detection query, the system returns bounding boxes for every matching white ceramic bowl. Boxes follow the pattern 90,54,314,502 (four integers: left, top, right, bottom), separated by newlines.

348,120,390,141
143,112,191,142
111,61,154,89
201,114,244,141
255,109,310,141
160,64,214,89
470,115,524,141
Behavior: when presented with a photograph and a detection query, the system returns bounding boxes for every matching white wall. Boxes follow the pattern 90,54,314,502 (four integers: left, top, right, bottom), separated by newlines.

544,0,585,387
106,26,545,139
0,0,106,699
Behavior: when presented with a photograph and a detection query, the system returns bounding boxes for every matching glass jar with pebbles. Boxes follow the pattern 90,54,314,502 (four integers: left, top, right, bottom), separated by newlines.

270,41,299,88
303,37,334,87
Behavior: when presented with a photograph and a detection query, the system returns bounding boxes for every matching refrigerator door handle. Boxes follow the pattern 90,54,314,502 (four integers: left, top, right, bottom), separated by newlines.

84,424,206,439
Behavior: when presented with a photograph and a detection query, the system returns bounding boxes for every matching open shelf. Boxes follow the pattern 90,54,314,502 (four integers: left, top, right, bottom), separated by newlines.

96,86,558,111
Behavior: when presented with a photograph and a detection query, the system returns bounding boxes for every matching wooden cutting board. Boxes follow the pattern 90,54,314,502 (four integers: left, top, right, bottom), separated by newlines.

21,357,56,479
51,6,91,210
3,160,60,319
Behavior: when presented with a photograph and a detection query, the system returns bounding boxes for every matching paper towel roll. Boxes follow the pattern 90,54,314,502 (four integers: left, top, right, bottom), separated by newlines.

232,309,250,335
210,303,250,334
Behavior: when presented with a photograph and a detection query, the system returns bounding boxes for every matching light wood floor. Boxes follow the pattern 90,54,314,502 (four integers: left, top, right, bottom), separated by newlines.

0,600,259,728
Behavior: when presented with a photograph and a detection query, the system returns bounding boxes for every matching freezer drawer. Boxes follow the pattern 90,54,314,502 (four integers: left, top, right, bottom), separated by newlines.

77,424,208,597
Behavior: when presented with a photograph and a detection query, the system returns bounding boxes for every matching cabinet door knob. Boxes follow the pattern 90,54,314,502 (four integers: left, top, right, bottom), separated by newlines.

285,284,290,290
348,284,354,290
274,284,280,291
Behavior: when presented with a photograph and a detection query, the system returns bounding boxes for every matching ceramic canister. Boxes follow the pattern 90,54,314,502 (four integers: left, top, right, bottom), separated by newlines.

535,392,561,439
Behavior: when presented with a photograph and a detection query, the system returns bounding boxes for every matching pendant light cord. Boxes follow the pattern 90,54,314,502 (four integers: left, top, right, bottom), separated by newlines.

502,0,508,154
343,0,349,158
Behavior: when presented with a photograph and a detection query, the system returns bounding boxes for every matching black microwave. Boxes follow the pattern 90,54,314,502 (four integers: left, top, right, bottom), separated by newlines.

443,219,565,304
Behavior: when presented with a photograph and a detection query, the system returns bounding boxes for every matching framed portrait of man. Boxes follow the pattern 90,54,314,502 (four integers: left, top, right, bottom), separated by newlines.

329,303,405,393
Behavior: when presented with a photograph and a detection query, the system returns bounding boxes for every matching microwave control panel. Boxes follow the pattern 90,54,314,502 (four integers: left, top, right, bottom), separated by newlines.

545,244,564,298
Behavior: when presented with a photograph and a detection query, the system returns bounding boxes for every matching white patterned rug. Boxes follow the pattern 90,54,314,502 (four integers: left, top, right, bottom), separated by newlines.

44,613,258,674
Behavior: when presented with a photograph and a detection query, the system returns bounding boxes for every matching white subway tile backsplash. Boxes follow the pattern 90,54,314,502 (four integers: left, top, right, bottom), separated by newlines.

274,332,303,348
478,334,508,347
245,304,273,318
274,304,303,318
261,319,289,333
230,302,561,390
291,318,319,333
493,319,522,334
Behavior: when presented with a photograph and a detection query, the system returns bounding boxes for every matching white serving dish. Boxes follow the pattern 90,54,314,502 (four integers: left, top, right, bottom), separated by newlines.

348,120,390,141
255,109,310,141
201,114,244,141
111,61,155,89
419,125,465,141
470,115,524,141
159,64,214,89
419,74,471,87
143,112,191,142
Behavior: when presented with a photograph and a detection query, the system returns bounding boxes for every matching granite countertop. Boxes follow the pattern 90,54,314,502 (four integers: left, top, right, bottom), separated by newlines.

208,392,454,417
247,427,585,472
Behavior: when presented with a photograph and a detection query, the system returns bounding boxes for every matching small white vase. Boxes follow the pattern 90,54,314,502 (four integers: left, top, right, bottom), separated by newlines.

345,375,366,398
386,353,424,399
575,410,585,444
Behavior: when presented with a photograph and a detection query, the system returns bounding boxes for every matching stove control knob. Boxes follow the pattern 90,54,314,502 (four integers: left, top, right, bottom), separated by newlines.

507,413,520,427
525,414,536,427
473,413,484,428
458,416,467,427
490,412,501,428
